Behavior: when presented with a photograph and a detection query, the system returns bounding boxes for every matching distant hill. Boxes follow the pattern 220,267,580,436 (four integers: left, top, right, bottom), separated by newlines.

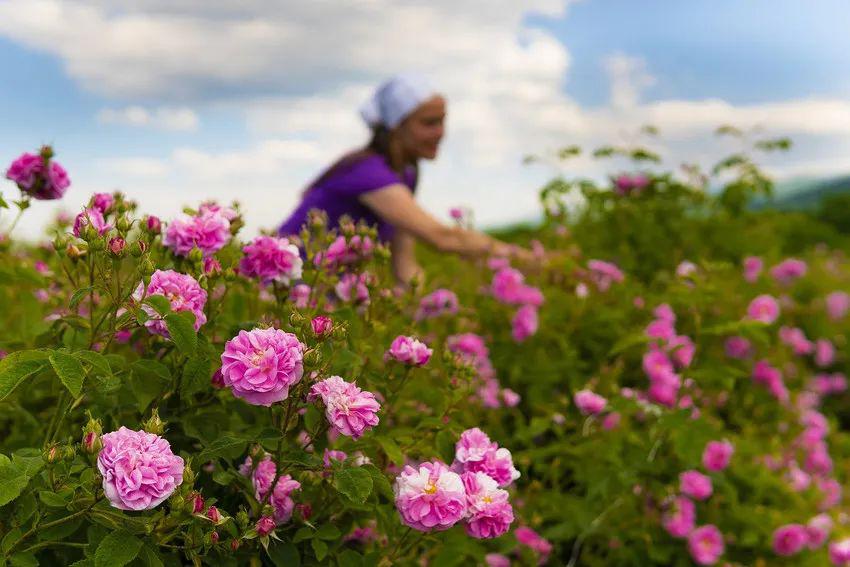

758,175,850,210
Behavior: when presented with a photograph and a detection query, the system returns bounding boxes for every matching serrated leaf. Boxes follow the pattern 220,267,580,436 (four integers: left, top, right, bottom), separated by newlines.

362,464,393,500
39,490,69,508
69,287,95,310
0,458,29,506
94,530,142,567
197,436,248,463
143,295,172,316
376,437,404,466
165,311,197,353
180,355,210,398
266,542,300,567
311,538,328,562
334,467,373,504
75,350,111,377
50,351,86,397
315,524,340,540
0,350,50,401
337,550,363,567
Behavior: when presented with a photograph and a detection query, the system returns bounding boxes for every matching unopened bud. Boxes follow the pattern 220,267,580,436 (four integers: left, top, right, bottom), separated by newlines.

206,505,222,523
255,515,276,536
229,539,240,552
145,215,162,234
39,145,55,160
188,247,204,264
142,408,166,435
203,257,222,276
210,531,220,544
108,237,126,257
311,316,333,338
190,491,205,514
116,215,132,233
130,240,147,257
211,369,225,389
45,444,61,464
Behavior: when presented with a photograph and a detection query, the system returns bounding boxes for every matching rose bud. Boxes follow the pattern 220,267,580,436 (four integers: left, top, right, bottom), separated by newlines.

256,516,276,536
108,237,126,257
191,492,205,514
207,505,222,523
311,316,333,338
145,215,162,234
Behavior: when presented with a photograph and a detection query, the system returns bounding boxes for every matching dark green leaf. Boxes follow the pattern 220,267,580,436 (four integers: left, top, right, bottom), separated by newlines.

0,456,29,506
165,311,197,353
315,524,341,540
311,538,328,562
143,295,172,316
0,351,50,401
50,351,86,397
38,490,69,508
266,542,300,567
94,529,142,567
376,437,404,466
334,467,373,504
337,550,363,567
197,436,248,463
180,355,210,398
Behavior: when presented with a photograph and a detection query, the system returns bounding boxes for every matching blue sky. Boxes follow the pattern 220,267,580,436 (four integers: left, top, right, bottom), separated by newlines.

1,0,849,239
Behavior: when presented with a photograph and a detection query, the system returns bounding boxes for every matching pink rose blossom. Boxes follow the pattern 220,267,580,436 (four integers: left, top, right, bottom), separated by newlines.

773,524,808,556
485,554,511,567
826,291,850,320
511,305,539,342
830,538,850,565
461,446,521,488
386,335,432,366
515,526,553,564
743,256,763,283
91,192,114,212
724,336,752,359
502,388,521,407
602,412,621,430
5,152,43,190
806,514,832,549
239,235,303,285
133,269,207,338
574,389,607,415
680,470,713,501
613,172,649,196
646,318,676,341
815,339,836,367
6,150,70,200
145,215,162,234
394,461,467,532
662,496,695,538
462,471,514,539
308,376,380,439
164,211,231,257
415,288,460,320
73,208,111,237
676,260,697,278
818,478,842,510
747,294,780,324
199,201,237,221
323,448,347,468
779,326,814,355
251,455,301,523
770,258,807,285
491,268,544,307
289,283,311,308
335,272,371,305
668,335,695,368
587,259,624,291
702,440,734,472
687,524,724,565
220,328,305,406
97,426,184,510
255,515,276,536
311,316,333,337
455,428,494,464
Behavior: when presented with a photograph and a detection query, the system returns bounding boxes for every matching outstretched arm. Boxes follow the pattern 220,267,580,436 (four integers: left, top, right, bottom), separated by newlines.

390,228,425,285
360,184,529,260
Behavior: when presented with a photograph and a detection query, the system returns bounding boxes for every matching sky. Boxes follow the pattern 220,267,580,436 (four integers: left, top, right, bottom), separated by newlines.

1,0,849,240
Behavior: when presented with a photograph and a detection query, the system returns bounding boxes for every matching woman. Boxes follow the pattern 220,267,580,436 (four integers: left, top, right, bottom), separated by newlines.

279,72,533,283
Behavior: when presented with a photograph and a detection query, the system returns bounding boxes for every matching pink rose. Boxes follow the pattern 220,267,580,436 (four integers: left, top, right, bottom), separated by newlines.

743,256,762,283
515,526,553,564
772,524,807,556
724,336,752,359
829,538,850,565
587,259,624,292
73,207,111,238
308,376,380,439
97,427,184,510
574,389,607,415
687,525,724,565
394,461,467,532
680,470,712,501
415,288,460,320
702,440,734,472
511,305,539,343
240,235,303,285
311,316,333,337
220,328,305,406
806,514,832,549
164,210,231,257
747,294,780,324
662,496,695,538
386,335,432,366
133,269,207,338
825,291,850,320
462,471,514,539
770,258,807,285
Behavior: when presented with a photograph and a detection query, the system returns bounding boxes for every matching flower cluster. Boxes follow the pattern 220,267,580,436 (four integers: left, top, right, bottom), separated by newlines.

308,376,381,439
239,235,303,285
415,288,459,320
641,304,695,407
164,208,232,257
5,147,70,200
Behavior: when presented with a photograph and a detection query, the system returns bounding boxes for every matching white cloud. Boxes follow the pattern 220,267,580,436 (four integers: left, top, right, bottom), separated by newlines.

2,0,850,242
96,106,199,131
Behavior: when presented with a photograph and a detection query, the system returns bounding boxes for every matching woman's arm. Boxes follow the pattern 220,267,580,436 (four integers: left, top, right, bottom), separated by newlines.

360,184,527,260
390,229,426,285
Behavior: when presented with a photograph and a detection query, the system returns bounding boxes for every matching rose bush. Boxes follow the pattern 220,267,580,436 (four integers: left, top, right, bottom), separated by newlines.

0,132,849,566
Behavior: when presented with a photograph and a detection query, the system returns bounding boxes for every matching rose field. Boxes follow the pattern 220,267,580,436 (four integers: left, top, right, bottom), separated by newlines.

2,133,850,567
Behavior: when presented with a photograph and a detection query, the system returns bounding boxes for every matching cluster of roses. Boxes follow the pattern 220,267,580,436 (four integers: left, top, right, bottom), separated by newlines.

393,428,519,539
576,259,625,297
5,146,71,201
415,288,460,321
641,303,696,408
447,332,520,409
489,264,543,343
612,172,650,197
660,440,734,565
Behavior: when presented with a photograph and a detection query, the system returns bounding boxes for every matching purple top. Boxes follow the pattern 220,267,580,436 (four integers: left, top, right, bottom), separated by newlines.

279,154,417,242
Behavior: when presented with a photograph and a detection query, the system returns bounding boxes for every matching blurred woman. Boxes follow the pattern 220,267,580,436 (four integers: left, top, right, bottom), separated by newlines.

279,72,532,283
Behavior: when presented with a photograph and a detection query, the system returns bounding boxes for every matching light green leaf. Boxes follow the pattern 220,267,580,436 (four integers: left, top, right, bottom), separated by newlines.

94,529,142,567
0,351,50,401
49,351,86,397
165,311,197,353
334,467,373,504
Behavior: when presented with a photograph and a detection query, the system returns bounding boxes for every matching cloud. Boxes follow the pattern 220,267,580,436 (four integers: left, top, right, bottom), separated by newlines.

96,106,199,131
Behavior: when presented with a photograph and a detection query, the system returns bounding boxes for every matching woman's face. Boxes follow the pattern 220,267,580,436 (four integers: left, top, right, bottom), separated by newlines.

396,95,446,161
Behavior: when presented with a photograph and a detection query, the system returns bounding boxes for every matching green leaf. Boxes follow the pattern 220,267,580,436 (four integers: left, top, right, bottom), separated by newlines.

197,436,248,463
130,359,171,382
49,351,86,397
137,544,165,567
315,524,341,540
0,350,50,401
143,295,172,316
311,538,328,562
69,287,95,310
266,542,300,567
180,355,210,398
75,351,111,377
38,490,69,508
435,430,456,464
361,464,393,500
0,457,29,506
376,437,404,466
165,311,197,354
334,467,373,504
10,552,38,567
337,550,364,567
94,529,142,567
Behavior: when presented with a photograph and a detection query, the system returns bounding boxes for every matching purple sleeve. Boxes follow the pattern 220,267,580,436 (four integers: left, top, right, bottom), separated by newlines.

325,155,405,198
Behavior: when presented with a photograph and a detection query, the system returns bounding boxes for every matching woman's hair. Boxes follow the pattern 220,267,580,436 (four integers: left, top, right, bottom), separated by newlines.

301,125,418,196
